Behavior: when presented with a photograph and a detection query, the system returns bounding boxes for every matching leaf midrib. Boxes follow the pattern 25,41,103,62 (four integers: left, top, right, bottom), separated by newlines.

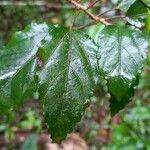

40,30,70,98
73,34,95,85
63,32,73,100
117,27,122,75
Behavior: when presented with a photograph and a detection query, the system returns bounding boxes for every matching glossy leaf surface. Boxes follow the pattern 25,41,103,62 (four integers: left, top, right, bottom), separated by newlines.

97,25,148,114
141,0,150,7
0,23,53,112
0,23,98,142
127,0,147,28
38,27,97,143
118,0,136,12
87,23,105,43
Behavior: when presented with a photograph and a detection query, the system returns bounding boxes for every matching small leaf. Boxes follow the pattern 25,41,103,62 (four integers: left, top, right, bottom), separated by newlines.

127,0,148,28
118,0,136,12
97,25,148,114
38,26,98,143
0,23,54,113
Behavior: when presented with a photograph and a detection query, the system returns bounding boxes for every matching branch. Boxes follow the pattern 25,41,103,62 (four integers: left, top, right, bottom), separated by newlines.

68,0,111,26
97,8,119,17
105,16,126,21
86,0,99,10
76,21,96,29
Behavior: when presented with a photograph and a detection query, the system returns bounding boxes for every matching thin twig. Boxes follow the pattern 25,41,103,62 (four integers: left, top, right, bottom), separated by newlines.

68,0,111,26
105,15,126,21
75,21,96,30
97,8,119,17
86,0,99,10
76,21,97,29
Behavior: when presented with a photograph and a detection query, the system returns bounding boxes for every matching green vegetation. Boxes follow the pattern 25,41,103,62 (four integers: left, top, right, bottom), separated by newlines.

0,0,150,149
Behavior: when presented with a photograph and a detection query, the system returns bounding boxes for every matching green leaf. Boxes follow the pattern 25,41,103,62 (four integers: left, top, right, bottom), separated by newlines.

127,0,148,28
38,26,97,143
21,134,38,150
0,23,97,143
118,0,136,12
0,23,54,113
141,0,150,7
146,9,150,33
87,23,105,43
97,25,148,114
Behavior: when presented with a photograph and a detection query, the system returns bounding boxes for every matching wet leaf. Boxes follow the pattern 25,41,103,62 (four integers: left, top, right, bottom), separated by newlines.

127,0,148,28
141,0,150,7
118,0,136,12
87,23,105,43
0,23,54,113
38,26,98,143
97,25,148,114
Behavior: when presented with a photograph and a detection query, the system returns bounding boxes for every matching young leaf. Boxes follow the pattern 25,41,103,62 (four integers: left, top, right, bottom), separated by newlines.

37,27,97,143
97,25,148,114
118,0,136,12
0,23,54,113
127,0,148,28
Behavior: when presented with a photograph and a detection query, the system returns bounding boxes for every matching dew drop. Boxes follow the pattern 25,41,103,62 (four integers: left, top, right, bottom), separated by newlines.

105,76,108,80
137,70,142,74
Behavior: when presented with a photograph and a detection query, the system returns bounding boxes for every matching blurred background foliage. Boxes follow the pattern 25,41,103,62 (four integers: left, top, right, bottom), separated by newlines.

0,0,150,150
